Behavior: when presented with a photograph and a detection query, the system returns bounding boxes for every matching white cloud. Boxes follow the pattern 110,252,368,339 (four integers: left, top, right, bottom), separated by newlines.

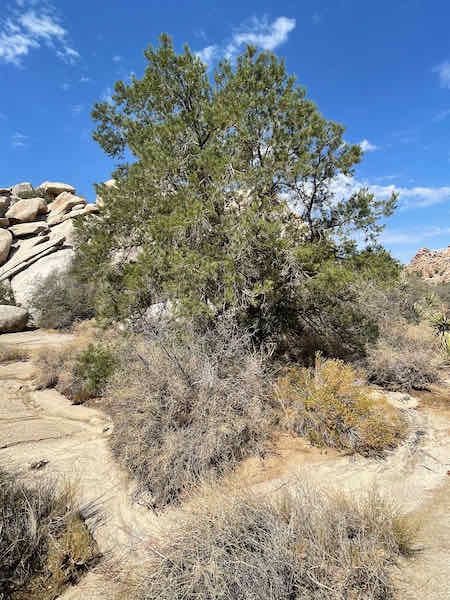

330,173,450,210
79,75,91,83
71,104,84,116
12,131,28,148
380,226,450,246
196,16,296,64
196,45,217,65
433,60,450,88
225,16,296,57
112,55,123,63
359,138,379,152
0,1,79,66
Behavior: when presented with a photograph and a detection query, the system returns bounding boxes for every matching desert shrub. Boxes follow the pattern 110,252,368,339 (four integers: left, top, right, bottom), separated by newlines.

0,469,99,599
0,280,15,305
275,355,406,455
365,322,443,391
127,482,415,600
106,321,272,508
34,333,116,403
31,269,96,330
74,343,117,398
0,344,30,362
15,187,53,203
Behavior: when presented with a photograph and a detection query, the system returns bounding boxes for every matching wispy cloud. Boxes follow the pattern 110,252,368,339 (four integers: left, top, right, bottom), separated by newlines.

112,54,123,63
79,75,91,83
12,131,28,148
433,60,450,88
0,1,79,66
196,16,296,64
380,225,450,246
359,139,379,152
196,45,217,65
71,104,84,116
330,173,450,210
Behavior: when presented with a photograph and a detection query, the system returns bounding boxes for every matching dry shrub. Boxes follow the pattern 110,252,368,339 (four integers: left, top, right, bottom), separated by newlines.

276,355,406,455
127,482,415,600
365,322,443,391
0,470,99,600
0,344,30,363
106,322,272,508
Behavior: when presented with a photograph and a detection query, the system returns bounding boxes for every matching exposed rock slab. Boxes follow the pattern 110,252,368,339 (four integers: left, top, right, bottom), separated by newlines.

9,222,49,238
48,192,86,219
0,235,65,281
47,203,98,226
5,197,47,223
0,229,12,265
11,182,33,197
11,248,74,310
38,181,76,197
0,304,28,332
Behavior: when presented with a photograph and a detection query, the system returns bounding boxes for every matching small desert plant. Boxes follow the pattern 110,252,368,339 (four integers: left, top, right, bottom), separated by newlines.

34,331,116,403
15,187,53,203
0,344,30,362
106,320,272,508
0,469,99,599
31,269,96,330
276,355,406,455
125,482,415,600
0,280,15,305
365,322,442,391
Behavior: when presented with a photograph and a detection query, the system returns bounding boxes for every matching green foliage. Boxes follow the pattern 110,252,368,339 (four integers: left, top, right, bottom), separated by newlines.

74,343,117,398
16,187,53,203
78,35,397,352
0,280,15,305
31,269,96,330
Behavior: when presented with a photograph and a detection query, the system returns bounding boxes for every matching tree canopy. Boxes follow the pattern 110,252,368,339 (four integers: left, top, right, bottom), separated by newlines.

77,34,398,354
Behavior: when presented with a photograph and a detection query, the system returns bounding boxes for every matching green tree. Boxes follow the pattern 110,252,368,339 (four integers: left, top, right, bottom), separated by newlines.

78,34,397,350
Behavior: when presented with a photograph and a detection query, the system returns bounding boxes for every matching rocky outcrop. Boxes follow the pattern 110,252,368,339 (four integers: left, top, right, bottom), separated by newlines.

0,180,100,329
0,230,12,265
5,197,47,223
11,248,75,309
407,246,450,283
0,305,29,333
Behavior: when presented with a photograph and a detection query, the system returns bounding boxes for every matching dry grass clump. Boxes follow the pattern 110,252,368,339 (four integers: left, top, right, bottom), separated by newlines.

365,322,443,391
0,470,99,600
106,323,272,509
276,355,406,455
126,482,415,600
0,344,30,363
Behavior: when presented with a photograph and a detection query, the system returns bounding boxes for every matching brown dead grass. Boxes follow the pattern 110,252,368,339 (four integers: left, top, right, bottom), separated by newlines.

0,344,30,363
0,470,99,600
106,325,273,509
365,322,443,391
115,481,416,600
276,355,407,456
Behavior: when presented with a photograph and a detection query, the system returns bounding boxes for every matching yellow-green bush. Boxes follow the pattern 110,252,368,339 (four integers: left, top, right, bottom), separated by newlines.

276,355,406,455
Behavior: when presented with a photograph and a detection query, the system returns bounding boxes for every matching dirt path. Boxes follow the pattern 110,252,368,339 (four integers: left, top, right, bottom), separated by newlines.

0,330,449,599
0,331,160,598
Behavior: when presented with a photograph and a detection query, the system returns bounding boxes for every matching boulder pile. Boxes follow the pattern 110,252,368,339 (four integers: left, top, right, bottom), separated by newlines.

407,246,450,284
0,181,100,332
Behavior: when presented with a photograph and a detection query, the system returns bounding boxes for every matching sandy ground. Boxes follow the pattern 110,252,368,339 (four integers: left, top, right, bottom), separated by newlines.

0,330,449,599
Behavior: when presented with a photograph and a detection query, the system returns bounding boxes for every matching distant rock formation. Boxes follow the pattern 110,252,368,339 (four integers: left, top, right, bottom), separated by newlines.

0,181,101,329
407,246,450,283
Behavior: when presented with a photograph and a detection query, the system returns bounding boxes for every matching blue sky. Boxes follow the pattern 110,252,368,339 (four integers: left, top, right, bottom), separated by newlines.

1,0,450,262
